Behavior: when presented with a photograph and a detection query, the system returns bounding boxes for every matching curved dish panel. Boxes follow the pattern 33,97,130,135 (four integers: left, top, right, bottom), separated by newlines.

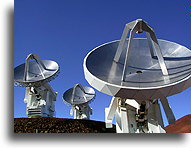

14,60,59,86
84,39,191,100
63,86,96,105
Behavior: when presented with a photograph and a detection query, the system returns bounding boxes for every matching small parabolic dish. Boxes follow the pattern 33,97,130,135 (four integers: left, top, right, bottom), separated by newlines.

14,54,59,87
63,84,96,105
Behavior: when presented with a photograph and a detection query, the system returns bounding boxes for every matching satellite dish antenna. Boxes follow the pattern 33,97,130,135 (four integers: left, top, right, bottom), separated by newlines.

63,84,96,119
14,54,60,117
83,19,191,133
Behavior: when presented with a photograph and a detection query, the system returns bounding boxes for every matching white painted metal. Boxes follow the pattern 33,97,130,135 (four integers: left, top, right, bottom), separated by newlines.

83,19,191,133
63,84,95,120
160,97,176,124
70,104,92,119
116,105,129,133
147,100,165,133
105,97,166,133
14,54,59,118
105,97,118,128
24,84,57,117
114,19,168,76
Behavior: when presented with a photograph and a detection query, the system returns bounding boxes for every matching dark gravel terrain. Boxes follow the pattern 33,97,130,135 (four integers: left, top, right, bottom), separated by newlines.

14,115,190,133
14,118,116,133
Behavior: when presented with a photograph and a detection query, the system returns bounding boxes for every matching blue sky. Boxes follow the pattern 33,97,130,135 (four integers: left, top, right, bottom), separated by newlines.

14,0,190,126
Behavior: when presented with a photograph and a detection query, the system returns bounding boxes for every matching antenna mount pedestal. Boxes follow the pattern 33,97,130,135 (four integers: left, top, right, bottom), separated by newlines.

105,97,167,133
24,84,57,117
70,104,92,119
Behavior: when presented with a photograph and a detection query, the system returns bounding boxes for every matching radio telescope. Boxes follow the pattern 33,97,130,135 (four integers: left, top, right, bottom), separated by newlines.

83,19,191,133
63,84,96,119
14,54,59,117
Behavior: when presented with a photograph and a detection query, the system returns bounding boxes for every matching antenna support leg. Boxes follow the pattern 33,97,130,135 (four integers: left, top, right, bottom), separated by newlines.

160,97,176,124
105,97,166,133
113,19,168,82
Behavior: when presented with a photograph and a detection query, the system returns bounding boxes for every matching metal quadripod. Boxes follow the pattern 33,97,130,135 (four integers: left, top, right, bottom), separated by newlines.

14,54,60,87
63,84,96,105
83,19,191,101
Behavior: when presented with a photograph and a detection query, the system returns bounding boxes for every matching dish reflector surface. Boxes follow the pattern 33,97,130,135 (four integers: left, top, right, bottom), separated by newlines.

14,60,59,86
84,39,191,100
63,85,96,105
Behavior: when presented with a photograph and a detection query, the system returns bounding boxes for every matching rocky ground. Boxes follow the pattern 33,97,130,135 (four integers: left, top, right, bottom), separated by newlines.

14,114,190,133
164,114,191,133
14,117,116,133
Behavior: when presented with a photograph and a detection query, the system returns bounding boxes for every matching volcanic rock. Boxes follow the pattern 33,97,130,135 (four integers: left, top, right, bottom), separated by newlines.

165,114,191,133
14,118,116,133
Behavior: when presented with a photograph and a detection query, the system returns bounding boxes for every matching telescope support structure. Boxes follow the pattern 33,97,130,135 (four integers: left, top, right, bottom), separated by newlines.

24,83,57,117
114,19,169,79
105,97,175,133
70,103,92,119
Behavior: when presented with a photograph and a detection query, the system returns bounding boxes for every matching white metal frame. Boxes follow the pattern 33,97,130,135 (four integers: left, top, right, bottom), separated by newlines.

70,103,92,119
114,19,169,79
24,83,57,117
105,97,174,133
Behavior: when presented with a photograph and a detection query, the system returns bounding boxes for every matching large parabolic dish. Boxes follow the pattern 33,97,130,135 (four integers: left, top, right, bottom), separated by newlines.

83,19,191,101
